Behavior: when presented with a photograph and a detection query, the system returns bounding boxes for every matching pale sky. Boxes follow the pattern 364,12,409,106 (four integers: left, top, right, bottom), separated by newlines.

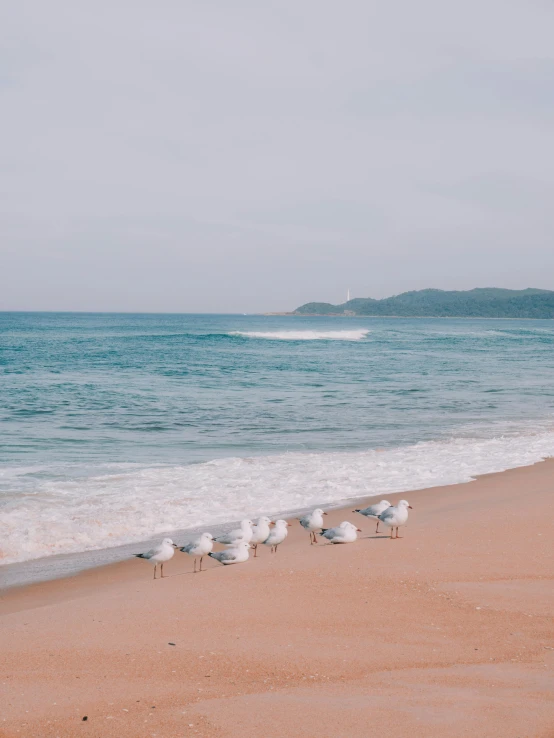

1,0,554,312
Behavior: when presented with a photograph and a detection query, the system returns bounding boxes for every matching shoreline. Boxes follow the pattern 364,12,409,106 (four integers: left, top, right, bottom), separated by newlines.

0,459,554,738
2,458,554,736
3,438,554,591
0,498,358,592
280,313,554,319
1,456,552,599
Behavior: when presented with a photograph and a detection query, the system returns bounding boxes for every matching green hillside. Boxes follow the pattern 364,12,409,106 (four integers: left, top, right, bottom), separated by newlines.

294,288,554,318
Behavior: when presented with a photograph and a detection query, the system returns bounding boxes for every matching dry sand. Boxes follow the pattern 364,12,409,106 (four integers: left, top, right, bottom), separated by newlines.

1,460,554,738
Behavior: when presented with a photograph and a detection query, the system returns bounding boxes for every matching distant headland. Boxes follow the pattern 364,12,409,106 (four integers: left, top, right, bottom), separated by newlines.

292,288,554,318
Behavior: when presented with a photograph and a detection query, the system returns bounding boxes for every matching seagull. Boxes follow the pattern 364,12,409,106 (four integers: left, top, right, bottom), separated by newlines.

208,540,251,565
134,538,178,579
352,500,392,533
319,521,361,544
263,519,291,553
213,519,254,546
250,516,273,557
378,500,413,539
179,532,214,573
298,508,328,544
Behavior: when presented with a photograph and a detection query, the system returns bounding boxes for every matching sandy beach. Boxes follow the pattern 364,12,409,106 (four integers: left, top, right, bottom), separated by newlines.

2,459,554,738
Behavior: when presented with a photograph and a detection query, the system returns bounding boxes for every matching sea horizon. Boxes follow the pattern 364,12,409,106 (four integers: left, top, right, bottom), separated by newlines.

2,310,553,320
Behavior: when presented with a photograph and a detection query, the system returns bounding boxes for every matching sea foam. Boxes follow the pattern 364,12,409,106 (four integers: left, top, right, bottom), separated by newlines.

1,428,553,566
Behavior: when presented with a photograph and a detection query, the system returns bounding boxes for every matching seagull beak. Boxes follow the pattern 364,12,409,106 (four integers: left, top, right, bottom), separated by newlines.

173,543,178,547
287,522,292,527
357,528,362,532
323,512,328,515
408,506,413,509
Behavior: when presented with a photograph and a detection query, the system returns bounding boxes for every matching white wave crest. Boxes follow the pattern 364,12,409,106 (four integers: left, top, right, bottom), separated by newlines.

2,429,554,567
231,329,370,341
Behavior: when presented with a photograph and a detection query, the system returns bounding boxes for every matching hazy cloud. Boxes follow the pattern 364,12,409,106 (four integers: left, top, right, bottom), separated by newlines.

1,0,553,311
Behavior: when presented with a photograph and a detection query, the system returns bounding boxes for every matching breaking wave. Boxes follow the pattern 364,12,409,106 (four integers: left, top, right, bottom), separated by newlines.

231,329,370,341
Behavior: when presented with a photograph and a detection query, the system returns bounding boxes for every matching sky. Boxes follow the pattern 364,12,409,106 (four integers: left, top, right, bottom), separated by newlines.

1,0,554,312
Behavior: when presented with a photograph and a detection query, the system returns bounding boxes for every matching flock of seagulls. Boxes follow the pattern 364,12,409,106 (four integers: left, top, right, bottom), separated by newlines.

134,500,413,579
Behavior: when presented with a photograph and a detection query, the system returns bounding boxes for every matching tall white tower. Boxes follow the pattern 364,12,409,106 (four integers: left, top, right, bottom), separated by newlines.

347,288,351,302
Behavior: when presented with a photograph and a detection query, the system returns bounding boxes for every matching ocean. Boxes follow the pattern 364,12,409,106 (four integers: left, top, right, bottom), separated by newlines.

1,312,554,585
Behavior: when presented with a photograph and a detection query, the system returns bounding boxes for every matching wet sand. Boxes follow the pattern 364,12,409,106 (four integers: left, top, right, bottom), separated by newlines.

1,459,554,737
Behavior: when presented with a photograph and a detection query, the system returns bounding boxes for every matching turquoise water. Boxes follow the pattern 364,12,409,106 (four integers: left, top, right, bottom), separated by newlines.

1,312,554,569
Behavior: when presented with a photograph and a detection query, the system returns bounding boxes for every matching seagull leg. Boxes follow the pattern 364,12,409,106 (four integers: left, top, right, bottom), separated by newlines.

161,563,164,577
253,544,258,557
194,558,197,573
200,556,203,571
390,529,394,540
153,565,157,579
376,521,380,534
396,527,402,538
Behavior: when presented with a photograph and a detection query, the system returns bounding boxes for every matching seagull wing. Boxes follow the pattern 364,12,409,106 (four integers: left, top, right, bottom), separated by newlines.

219,549,240,562
359,506,377,517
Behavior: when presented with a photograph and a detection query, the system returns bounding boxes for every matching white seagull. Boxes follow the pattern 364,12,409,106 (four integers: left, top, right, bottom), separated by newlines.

208,540,251,566
179,532,214,573
134,537,178,579
378,500,413,539
263,519,291,553
298,508,328,544
213,519,254,546
319,521,361,544
250,516,273,557
352,500,392,533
